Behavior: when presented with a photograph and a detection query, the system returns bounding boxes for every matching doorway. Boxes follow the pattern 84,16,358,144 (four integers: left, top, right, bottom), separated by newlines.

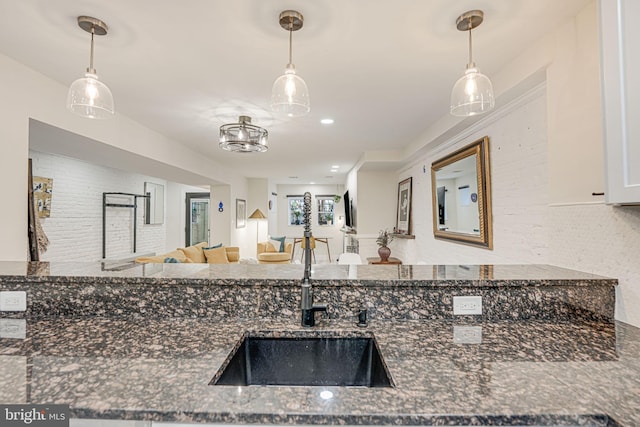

186,192,210,246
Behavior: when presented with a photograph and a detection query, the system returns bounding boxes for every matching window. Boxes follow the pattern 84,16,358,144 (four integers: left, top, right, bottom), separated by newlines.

316,196,335,226
287,196,304,226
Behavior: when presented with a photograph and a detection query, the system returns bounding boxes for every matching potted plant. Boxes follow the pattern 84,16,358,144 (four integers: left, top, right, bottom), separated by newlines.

293,209,302,225
376,229,394,262
290,200,303,225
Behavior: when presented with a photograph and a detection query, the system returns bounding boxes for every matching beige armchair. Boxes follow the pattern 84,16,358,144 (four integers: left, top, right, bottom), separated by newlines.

257,241,293,264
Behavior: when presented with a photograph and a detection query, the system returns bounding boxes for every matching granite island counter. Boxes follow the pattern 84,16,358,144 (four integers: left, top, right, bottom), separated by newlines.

1,262,637,426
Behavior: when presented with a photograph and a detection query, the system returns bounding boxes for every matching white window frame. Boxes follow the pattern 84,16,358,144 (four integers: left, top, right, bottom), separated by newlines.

316,195,335,226
287,196,304,226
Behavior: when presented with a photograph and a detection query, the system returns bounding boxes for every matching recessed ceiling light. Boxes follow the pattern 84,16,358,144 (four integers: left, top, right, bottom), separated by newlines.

320,118,334,125
331,165,339,169
310,181,316,185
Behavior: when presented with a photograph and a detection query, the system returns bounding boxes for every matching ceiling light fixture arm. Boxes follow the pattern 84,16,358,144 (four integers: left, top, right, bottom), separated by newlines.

77,16,108,74
288,23,293,66
467,27,474,69
455,10,483,69
279,10,303,68
88,29,96,74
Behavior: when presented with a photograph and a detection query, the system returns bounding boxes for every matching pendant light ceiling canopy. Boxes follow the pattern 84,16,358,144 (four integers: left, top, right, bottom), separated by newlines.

271,10,310,118
67,16,115,119
219,116,269,153
450,10,495,117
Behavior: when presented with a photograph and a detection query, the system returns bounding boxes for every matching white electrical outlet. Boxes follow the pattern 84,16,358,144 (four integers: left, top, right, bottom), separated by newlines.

453,325,482,344
453,295,482,315
0,291,27,312
0,319,26,339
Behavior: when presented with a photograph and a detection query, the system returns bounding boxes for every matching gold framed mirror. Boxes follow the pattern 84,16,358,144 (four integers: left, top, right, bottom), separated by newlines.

431,136,492,249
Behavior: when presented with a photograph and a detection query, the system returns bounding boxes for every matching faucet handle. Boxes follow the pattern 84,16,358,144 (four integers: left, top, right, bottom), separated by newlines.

313,303,327,313
357,308,368,327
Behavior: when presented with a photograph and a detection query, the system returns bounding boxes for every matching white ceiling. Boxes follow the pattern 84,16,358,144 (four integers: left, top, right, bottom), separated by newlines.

0,0,591,185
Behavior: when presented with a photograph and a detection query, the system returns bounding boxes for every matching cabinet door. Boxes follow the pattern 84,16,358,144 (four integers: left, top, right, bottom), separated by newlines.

599,0,640,204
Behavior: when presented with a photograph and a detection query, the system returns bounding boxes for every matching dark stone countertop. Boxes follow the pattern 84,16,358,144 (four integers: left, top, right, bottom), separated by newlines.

0,262,617,323
0,262,631,425
0,316,637,426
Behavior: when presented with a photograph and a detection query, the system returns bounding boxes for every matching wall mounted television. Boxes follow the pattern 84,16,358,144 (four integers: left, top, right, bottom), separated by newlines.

343,190,353,229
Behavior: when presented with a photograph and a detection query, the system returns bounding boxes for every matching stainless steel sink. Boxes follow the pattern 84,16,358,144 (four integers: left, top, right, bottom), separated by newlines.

210,333,394,387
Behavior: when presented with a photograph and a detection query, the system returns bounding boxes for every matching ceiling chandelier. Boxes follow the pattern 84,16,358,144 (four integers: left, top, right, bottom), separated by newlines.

67,16,115,119
450,10,495,117
271,10,310,118
219,116,269,153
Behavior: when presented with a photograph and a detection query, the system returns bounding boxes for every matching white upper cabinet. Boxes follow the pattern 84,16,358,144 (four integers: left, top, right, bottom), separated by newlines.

599,0,640,204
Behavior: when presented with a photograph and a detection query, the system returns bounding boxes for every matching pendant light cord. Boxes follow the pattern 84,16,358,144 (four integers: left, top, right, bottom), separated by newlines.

288,19,293,66
467,25,473,68
88,26,96,74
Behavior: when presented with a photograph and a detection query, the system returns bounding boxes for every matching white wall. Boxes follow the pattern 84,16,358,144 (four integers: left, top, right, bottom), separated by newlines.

0,51,244,261
395,82,640,326
30,150,211,261
30,150,167,261
267,180,279,242
393,86,550,266
356,171,397,234
547,204,640,326
352,170,398,259
387,2,640,327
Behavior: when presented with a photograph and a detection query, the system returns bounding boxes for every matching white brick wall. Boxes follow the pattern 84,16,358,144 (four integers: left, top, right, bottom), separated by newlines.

549,203,640,326
395,86,550,266
393,85,640,327
30,151,167,261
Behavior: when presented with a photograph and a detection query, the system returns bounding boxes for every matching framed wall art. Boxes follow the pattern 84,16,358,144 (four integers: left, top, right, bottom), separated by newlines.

236,199,246,228
33,176,53,218
396,177,412,234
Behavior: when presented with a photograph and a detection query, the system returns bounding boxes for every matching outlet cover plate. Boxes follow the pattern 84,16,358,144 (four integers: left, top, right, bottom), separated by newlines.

453,325,483,344
0,319,26,339
0,291,27,312
453,295,482,315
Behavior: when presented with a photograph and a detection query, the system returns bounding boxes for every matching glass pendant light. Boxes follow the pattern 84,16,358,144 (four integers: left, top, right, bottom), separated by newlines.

450,10,494,117
271,10,310,118
219,116,269,153
67,16,115,119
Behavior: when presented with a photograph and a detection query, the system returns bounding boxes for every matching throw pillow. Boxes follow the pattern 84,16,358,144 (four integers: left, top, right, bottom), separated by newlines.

204,243,223,250
164,257,182,263
269,236,286,252
164,249,190,262
178,242,208,263
203,246,230,264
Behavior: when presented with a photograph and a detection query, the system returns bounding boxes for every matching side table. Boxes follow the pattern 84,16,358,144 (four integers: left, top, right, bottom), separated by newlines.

367,257,402,265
